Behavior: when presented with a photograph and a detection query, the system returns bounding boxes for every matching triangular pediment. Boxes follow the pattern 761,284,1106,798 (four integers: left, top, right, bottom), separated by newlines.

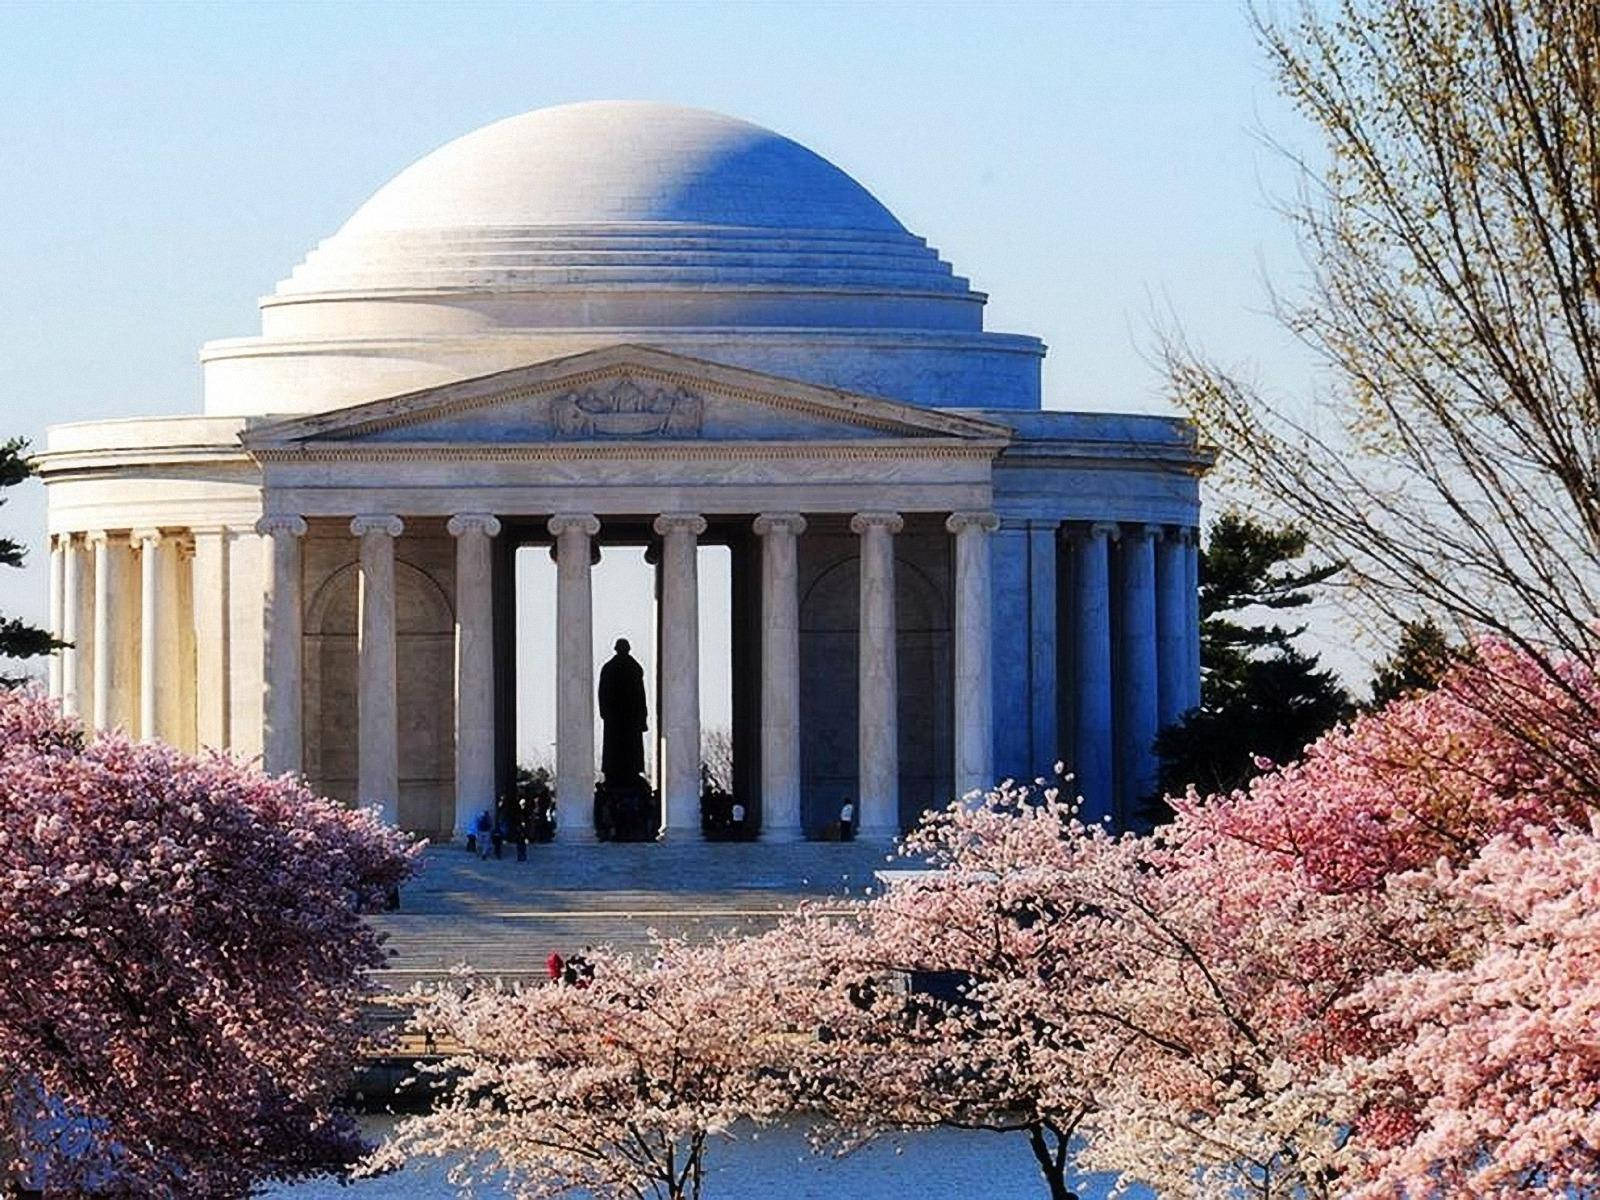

241,345,1013,450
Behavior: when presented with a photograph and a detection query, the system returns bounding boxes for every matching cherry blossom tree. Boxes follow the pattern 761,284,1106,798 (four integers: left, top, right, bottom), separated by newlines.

1344,823,1600,1198
764,791,1124,1200
1072,640,1600,1197
374,937,805,1200
790,640,1600,1198
779,784,1369,1200
0,689,417,1197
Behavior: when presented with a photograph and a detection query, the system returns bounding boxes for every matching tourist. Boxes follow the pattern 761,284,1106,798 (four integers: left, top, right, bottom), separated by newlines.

566,949,595,989
839,799,855,841
473,809,493,859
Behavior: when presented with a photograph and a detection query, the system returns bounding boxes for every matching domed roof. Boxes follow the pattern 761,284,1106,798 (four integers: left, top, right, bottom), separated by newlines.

339,101,906,235
272,102,973,302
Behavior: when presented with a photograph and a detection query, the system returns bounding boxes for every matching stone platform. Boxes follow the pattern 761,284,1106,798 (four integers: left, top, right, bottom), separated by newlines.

370,840,904,989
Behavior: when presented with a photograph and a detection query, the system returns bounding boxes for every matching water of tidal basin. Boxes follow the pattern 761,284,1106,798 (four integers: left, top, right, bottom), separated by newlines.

261,1119,1149,1199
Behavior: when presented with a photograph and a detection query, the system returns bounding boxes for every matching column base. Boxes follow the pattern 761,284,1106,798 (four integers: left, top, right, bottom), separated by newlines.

760,825,807,843
854,826,901,844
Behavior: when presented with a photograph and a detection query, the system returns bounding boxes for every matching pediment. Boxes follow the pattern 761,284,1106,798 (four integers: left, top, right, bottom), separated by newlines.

242,345,1013,450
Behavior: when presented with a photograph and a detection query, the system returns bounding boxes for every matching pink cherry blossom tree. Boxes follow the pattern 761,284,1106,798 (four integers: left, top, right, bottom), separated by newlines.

1343,822,1600,1197
1071,640,1600,1197
785,640,1600,1198
374,936,806,1200
0,689,416,1198
784,794,1124,1200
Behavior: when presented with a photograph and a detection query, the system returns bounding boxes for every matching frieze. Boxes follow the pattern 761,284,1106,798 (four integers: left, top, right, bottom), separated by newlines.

547,376,704,438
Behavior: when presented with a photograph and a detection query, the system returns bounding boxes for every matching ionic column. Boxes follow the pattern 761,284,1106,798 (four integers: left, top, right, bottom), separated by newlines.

754,513,806,841
1118,524,1161,821
134,528,164,743
257,515,307,775
947,511,999,798
352,515,404,826
449,514,501,840
48,536,64,701
654,513,707,839
1184,528,1202,710
60,534,86,718
191,527,231,750
1156,526,1190,730
90,531,112,731
89,530,135,734
1026,520,1060,781
549,513,601,842
1071,523,1116,824
852,511,903,840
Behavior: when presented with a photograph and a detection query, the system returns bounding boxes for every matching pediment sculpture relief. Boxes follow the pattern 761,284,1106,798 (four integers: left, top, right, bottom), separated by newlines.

547,376,705,438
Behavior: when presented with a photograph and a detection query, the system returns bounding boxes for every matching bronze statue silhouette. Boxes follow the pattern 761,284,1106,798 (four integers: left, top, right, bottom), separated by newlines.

597,638,648,785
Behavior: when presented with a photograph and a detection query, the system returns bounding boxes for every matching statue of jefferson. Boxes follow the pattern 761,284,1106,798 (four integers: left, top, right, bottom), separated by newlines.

597,638,648,785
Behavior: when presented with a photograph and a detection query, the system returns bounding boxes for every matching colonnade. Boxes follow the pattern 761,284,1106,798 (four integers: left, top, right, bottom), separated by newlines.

1066,522,1200,825
47,510,1198,841
47,529,198,748
255,508,999,841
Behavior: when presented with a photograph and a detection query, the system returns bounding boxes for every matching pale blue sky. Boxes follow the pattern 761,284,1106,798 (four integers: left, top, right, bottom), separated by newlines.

0,1,1352,707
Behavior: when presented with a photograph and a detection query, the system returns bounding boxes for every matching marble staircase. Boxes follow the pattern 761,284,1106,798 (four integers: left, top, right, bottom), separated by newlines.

368,839,906,988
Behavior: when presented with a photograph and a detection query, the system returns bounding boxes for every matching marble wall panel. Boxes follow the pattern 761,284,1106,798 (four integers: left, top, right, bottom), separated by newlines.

301,520,457,836
797,518,952,835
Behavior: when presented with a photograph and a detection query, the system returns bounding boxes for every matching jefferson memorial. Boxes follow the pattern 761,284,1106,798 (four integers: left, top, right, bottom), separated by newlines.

37,102,1208,843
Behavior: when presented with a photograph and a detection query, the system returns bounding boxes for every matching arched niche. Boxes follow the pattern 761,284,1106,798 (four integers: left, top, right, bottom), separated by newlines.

303,558,456,836
798,549,953,836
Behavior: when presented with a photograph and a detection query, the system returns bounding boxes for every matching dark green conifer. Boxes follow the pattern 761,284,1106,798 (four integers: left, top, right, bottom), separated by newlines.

0,438,58,684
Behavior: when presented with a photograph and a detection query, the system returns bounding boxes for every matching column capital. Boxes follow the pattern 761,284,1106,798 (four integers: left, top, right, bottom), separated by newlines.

1072,521,1120,542
753,512,806,537
447,513,502,539
850,510,904,535
652,512,707,537
945,511,1000,535
350,514,404,539
84,529,114,547
130,527,163,546
255,515,307,539
547,512,601,538
1133,523,1164,541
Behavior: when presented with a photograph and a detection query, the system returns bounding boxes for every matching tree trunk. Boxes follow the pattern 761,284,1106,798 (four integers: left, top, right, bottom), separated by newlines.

1025,1123,1078,1200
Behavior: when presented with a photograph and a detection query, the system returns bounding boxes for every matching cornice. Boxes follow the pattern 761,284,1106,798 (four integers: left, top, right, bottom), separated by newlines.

31,445,255,479
996,440,1215,475
250,438,1005,465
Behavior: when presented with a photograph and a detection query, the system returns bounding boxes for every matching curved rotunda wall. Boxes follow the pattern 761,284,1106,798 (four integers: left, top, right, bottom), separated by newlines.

201,102,1043,416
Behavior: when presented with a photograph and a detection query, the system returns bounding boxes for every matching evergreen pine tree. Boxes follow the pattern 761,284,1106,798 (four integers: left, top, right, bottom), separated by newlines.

1366,617,1464,710
1151,513,1351,808
0,438,58,685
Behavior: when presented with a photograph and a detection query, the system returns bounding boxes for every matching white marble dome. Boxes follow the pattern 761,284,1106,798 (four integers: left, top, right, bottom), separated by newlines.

275,102,972,304
339,101,906,234
203,102,1045,416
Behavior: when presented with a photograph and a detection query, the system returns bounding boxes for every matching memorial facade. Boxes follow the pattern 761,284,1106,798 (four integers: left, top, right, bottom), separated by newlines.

37,102,1210,842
